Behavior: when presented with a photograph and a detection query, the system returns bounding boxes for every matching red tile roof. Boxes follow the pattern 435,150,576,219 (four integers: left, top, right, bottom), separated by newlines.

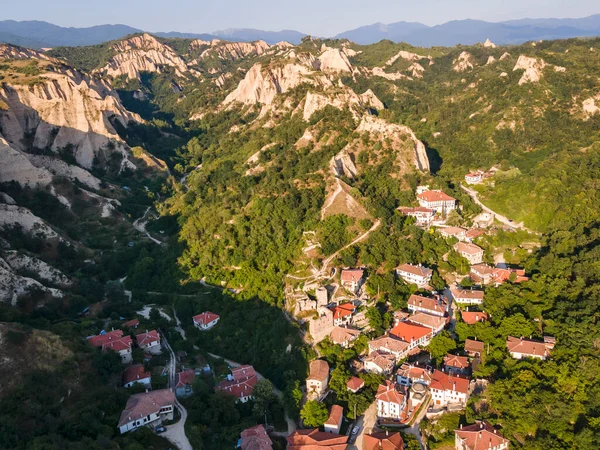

118,389,175,427
232,365,257,381
241,424,273,450
122,364,151,385
461,311,489,324
430,370,469,394
364,351,396,372
454,242,484,256
406,312,447,330
103,335,132,353
308,360,329,382
217,371,258,400
398,206,435,215
443,354,470,370
87,329,124,347
455,421,509,450
396,364,433,384
451,288,484,301
287,429,348,449
123,319,140,328
440,226,467,237
408,294,446,315
397,264,433,278
175,369,196,388
465,229,485,240
330,305,354,319
330,326,361,345
492,268,529,284
417,190,456,203
390,321,431,343
464,339,485,354
346,376,365,392
506,336,552,358
193,311,220,326
136,330,160,347
369,335,411,354
376,380,405,405
363,431,405,450
325,404,343,427
340,269,364,283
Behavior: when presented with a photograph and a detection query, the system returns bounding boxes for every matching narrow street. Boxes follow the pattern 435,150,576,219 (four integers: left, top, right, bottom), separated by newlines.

161,333,193,450
348,400,377,450
133,206,163,245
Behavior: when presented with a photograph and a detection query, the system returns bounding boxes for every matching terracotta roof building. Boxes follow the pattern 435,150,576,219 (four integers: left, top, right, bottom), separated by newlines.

407,294,447,317
454,242,484,265
430,370,470,407
118,389,175,434
406,312,447,334
217,365,258,403
340,269,365,293
455,421,509,450
390,321,433,349
396,264,433,287
346,376,365,393
396,363,433,386
175,369,196,397
123,318,140,328
417,190,457,214
287,429,348,450
461,311,489,324
364,351,397,375
307,359,329,398
329,303,355,326
122,364,151,388
506,336,553,360
135,330,161,355
324,404,344,434
368,335,411,360
364,431,405,450
439,226,467,240
240,424,273,450
88,330,133,364
443,354,471,375
398,206,436,226
464,339,485,357
329,326,361,348
376,381,407,420
193,311,220,330
451,288,484,305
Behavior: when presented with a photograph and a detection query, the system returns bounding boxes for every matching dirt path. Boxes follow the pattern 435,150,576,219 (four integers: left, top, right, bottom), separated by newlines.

207,352,297,436
287,219,381,282
133,206,163,245
460,185,538,234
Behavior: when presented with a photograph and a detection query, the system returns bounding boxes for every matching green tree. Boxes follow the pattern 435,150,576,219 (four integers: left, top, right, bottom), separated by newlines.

428,332,457,365
300,400,329,427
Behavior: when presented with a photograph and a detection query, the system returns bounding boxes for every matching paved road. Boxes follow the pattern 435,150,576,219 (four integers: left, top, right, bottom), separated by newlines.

460,185,537,234
207,352,297,436
348,400,377,450
161,333,193,450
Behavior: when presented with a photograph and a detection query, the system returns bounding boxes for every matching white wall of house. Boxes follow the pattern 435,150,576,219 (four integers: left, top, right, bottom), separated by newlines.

509,351,546,360
120,349,133,364
119,407,173,434
324,421,341,434
124,376,151,389
195,318,219,330
377,398,405,419
141,340,162,355
430,388,467,407
396,270,431,287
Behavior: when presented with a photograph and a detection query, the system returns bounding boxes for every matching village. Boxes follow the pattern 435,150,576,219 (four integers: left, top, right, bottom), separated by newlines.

83,179,550,450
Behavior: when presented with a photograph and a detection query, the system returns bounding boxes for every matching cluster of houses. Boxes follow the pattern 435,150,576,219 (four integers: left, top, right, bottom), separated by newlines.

87,325,162,365
464,168,497,185
398,188,458,226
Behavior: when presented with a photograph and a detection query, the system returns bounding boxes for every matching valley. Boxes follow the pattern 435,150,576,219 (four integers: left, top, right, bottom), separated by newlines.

0,26,599,450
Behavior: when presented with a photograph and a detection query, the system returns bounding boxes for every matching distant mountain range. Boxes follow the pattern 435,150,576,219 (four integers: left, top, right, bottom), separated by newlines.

1,15,600,49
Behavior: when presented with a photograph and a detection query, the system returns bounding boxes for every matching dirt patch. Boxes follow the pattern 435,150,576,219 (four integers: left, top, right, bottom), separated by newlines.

321,178,371,220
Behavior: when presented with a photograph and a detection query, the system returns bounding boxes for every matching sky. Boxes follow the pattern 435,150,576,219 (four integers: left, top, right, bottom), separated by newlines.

2,0,598,36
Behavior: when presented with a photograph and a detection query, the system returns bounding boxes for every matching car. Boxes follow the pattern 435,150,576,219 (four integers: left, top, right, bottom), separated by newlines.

155,427,167,434
351,426,360,435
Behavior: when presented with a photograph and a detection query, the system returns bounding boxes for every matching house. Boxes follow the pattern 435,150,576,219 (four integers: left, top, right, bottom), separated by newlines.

240,424,273,450
329,303,355,327
329,326,361,348
464,171,484,185
455,421,510,450
461,311,489,324
396,363,433,387
175,369,195,398
217,365,258,403
88,330,133,364
407,294,447,317
376,381,407,420
393,310,411,325
346,376,365,393
368,335,411,361
451,288,484,305
396,264,433,287
287,429,348,450
136,330,161,355
324,405,343,434
363,431,405,450
454,242,484,265
309,307,334,343
443,354,471,376
429,370,469,407
193,311,220,330
506,336,553,360
473,212,494,228
123,319,140,329
307,359,329,398
398,206,436,226
364,351,397,375
465,229,485,242
491,267,529,285
464,339,485,357
417,190,457,214
340,269,364,294
390,321,433,350
470,264,496,285
122,364,152,389
439,226,467,241
406,312,447,335
118,389,175,434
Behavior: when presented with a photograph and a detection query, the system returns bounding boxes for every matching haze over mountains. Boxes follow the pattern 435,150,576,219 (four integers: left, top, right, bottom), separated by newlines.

1,15,600,48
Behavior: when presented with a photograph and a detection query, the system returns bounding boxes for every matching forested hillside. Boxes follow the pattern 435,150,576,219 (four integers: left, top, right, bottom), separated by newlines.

1,32,600,449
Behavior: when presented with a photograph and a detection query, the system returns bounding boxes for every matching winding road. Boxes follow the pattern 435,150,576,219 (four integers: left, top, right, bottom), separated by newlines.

133,206,163,245
460,185,538,234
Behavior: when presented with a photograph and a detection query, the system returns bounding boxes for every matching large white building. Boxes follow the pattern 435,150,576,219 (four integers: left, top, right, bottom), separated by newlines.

118,389,175,434
417,190,457,214
396,264,433,287
429,370,469,408
376,381,407,420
